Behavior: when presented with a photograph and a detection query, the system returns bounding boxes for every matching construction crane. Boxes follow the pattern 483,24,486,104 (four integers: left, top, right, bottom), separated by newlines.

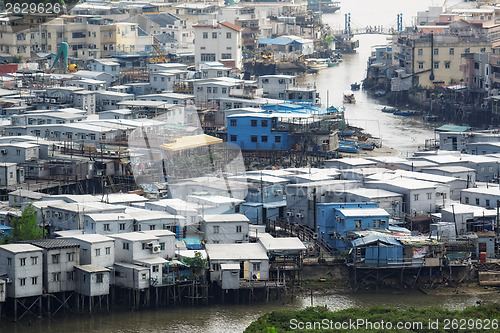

50,42,78,73
149,37,177,63
150,37,168,63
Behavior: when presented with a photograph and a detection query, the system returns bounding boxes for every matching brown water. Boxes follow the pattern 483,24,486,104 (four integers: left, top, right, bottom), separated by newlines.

2,290,499,333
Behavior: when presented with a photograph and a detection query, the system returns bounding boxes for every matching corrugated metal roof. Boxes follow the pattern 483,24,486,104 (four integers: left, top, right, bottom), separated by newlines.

435,125,471,132
258,38,293,46
351,234,401,247
26,239,79,249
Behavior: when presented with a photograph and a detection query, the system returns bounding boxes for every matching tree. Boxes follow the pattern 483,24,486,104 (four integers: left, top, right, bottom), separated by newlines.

183,251,207,268
11,204,42,241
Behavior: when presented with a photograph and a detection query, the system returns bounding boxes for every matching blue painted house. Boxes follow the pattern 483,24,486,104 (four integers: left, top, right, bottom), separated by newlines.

226,113,289,150
316,202,390,252
239,174,288,224
350,234,403,266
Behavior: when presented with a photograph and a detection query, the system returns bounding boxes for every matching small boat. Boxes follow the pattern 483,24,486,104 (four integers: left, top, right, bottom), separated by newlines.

305,58,329,71
343,91,356,104
339,129,355,137
350,82,360,90
374,89,386,97
393,110,415,116
424,114,439,122
382,106,398,113
327,59,340,67
338,144,358,153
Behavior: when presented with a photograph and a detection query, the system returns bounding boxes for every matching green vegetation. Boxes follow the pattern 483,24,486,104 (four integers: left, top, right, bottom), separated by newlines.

10,204,42,242
245,304,500,332
183,251,207,269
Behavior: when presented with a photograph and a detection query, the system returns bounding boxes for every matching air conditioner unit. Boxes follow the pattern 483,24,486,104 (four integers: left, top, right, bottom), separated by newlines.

336,216,341,222
152,245,161,254
312,232,319,240
5,277,12,284
45,98,50,103
55,212,62,218
145,242,153,249
0,149,7,155
51,99,57,103
296,213,304,218
274,190,282,196
286,211,294,217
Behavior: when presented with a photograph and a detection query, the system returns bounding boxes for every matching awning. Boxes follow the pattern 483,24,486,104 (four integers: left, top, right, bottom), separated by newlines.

161,134,222,151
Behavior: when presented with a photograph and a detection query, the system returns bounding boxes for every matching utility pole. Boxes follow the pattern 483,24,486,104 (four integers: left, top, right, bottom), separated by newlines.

313,187,317,233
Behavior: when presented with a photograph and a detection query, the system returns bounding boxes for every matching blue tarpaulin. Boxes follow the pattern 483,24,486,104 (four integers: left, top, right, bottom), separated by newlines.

181,237,203,250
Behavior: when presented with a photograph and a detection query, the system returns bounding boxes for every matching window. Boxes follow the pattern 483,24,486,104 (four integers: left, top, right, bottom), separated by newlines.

230,135,237,141
20,278,26,286
481,48,486,53
7,257,12,266
221,53,232,59
31,277,37,285
52,272,61,282
67,253,74,262
105,247,111,255
66,271,74,281
96,273,103,283
230,119,237,126
261,120,268,127
153,265,159,272
213,87,218,93
236,225,242,233
449,48,454,55
433,48,439,55
159,243,165,251
414,194,419,201
427,193,432,200
202,32,208,39
103,224,110,231
355,220,362,228
373,219,381,228
200,53,216,62
123,242,129,250
213,225,220,233
212,32,218,39
445,61,451,69
417,49,423,55
149,225,156,230
434,62,439,69
251,135,257,142
20,258,26,266
222,87,227,94
119,223,125,231
465,48,470,54
252,263,260,271
486,199,490,207
207,87,212,93
31,256,37,265
261,136,268,142
418,62,424,69
465,197,469,204
95,248,101,256
476,198,480,205
142,273,147,280
275,136,281,143
251,119,257,127
52,254,60,264
226,32,232,39
16,149,21,156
